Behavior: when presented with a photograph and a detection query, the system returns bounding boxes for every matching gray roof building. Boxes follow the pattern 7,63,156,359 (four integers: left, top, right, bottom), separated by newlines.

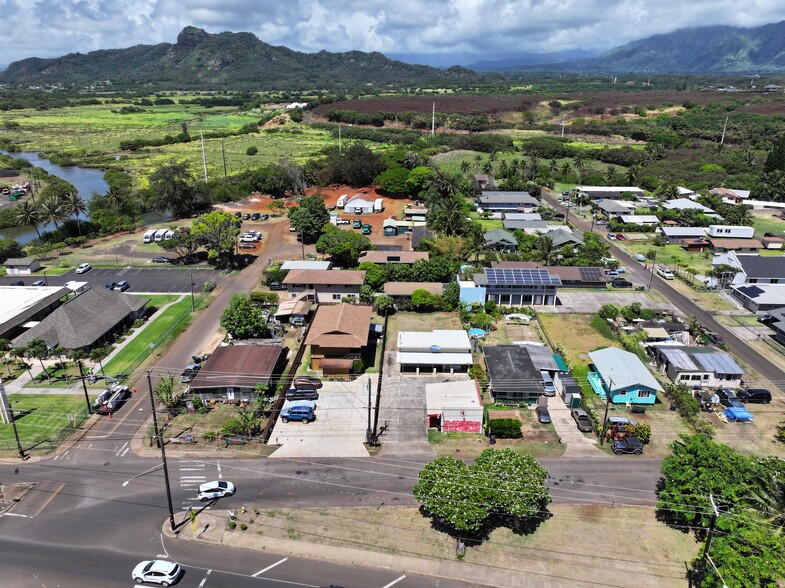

548,229,584,248
502,220,550,232
483,228,517,250
484,345,543,403
12,288,148,351
594,200,633,215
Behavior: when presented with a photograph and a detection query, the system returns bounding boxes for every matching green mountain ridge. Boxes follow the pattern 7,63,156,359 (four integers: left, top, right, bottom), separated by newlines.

0,26,481,89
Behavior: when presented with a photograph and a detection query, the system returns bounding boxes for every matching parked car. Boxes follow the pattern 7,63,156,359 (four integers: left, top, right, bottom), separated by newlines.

31,279,46,286
239,243,256,249
656,267,675,280
9,279,25,286
280,402,316,424
75,263,92,274
103,282,117,290
132,559,183,586
113,280,130,292
268,282,285,291
535,406,551,424
703,331,725,345
737,388,772,404
289,225,297,232
180,363,201,383
95,385,131,415
242,213,251,220
540,371,556,396
717,388,744,409
361,224,372,235
239,234,257,242
571,409,593,432
352,219,362,229
260,214,269,221
633,253,647,262
234,212,242,218
611,437,644,455
151,256,173,264
336,218,350,225
615,233,626,241
293,376,323,389
191,354,210,364
611,279,633,288
608,233,616,240
605,271,621,280
198,480,236,502
607,416,634,433
250,212,261,220
285,388,319,401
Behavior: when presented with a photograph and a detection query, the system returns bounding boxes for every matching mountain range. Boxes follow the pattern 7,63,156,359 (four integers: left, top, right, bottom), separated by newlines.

3,21,785,89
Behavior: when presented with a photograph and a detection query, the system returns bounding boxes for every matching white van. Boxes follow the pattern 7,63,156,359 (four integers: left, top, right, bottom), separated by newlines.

540,371,556,396
163,229,175,241
153,228,168,242
143,229,156,243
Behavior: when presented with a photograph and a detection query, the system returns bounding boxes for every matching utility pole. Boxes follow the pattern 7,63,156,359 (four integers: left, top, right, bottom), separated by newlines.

200,131,208,183
431,102,435,136
221,140,227,180
599,377,613,445
366,378,372,444
300,230,305,260
694,494,720,588
648,250,657,290
720,115,729,146
77,361,92,415
189,270,195,312
0,378,27,460
147,371,176,532
338,124,342,154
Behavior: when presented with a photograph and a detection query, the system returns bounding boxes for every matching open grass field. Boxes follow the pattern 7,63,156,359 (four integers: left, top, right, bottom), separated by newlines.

0,393,89,456
752,212,785,238
232,503,698,587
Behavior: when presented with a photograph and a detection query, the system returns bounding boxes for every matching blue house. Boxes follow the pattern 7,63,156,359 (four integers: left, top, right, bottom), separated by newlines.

587,347,663,405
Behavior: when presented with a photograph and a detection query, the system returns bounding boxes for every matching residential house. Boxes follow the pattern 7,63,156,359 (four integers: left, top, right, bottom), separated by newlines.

709,238,764,254
402,208,428,221
587,347,663,405
470,266,560,306
343,196,375,214
761,236,785,250
677,187,698,199
651,345,745,389
767,308,785,346
483,228,518,252
483,345,544,403
548,229,584,249
730,284,785,313
594,199,635,216
383,282,443,303
578,186,644,201
283,270,365,304
681,238,710,252
3,257,41,275
12,288,148,352
502,220,552,233
425,380,483,432
305,303,373,374
476,191,539,214
502,212,542,221
657,226,708,244
721,252,785,286
710,188,750,205
616,214,660,226
0,285,71,340
189,344,286,402
490,261,605,289
411,226,434,249
397,330,473,374
708,225,755,239
662,198,714,213
357,251,429,265
473,174,494,193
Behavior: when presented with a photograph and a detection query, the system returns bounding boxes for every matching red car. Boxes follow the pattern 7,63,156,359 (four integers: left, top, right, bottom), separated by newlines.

615,234,626,241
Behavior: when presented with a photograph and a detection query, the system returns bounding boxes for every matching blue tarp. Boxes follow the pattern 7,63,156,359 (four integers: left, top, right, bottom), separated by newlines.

724,407,754,422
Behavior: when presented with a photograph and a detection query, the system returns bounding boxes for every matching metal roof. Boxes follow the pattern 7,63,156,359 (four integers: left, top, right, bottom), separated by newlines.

397,330,471,353
588,347,664,392
280,260,331,270
660,227,708,236
522,345,559,371
658,347,699,371
426,380,482,412
692,353,745,375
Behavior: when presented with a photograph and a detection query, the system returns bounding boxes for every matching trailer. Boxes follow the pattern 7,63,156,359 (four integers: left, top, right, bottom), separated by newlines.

374,198,384,212
153,228,168,242
143,229,157,243
336,194,348,209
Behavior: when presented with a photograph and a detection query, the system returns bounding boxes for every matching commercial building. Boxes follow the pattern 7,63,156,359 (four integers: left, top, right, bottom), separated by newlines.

0,285,71,340
425,380,483,433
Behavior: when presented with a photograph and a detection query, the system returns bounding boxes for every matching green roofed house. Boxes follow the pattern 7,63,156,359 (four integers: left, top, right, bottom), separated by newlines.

587,347,663,405
483,228,517,252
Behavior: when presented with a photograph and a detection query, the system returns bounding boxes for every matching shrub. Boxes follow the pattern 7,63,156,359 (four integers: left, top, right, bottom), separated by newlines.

351,359,364,374
488,418,523,439
468,364,488,390
240,523,248,531
246,146,258,156
626,422,651,444
202,430,217,443
228,521,237,530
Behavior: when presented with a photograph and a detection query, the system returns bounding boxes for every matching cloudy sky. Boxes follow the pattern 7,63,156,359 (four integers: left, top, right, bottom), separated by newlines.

2,0,785,67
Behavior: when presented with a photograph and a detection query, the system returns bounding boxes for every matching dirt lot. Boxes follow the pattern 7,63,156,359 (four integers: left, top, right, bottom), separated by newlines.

228,503,697,588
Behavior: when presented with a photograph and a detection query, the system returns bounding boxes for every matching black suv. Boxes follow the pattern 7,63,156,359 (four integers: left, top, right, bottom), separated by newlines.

285,388,319,401
737,388,772,404
717,388,744,408
612,437,644,455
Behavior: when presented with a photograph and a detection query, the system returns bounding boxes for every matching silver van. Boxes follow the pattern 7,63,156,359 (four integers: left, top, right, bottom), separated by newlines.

540,371,556,396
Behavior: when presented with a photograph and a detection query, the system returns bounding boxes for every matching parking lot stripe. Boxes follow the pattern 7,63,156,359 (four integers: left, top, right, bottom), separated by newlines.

381,575,406,588
198,570,212,588
252,558,288,577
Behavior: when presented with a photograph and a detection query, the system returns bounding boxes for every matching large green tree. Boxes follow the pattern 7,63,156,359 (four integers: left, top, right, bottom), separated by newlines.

191,211,240,266
0,237,22,263
316,224,371,267
288,195,329,243
413,448,551,536
148,160,209,217
220,294,271,340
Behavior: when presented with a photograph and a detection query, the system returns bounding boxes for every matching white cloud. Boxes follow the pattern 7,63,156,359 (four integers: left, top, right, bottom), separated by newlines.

1,0,785,66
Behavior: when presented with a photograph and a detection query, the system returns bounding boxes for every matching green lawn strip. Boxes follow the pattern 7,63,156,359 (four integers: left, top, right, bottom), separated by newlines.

0,394,89,453
140,294,180,309
102,297,193,377
751,213,785,238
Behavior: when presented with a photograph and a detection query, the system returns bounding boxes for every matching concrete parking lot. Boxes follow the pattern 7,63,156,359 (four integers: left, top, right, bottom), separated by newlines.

545,291,670,314
0,267,223,294
270,376,378,458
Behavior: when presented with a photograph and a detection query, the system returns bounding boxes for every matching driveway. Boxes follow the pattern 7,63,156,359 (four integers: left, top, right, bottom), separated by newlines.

546,291,670,314
545,400,609,459
269,376,376,458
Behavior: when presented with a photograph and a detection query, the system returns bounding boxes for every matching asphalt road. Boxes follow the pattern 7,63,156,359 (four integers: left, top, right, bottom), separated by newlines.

543,190,785,392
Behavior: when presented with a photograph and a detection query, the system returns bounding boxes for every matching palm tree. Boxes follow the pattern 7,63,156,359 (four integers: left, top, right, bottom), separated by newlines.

529,154,540,180
459,160,471,174
605,166,619,183
105,185,127,210
536,235,557,265
559,161,572,181
15,201,42,238
0,338,11,377
11,347,32,379
26,339,51,383
572,154,587,184
63,192,87,235
746,469,785,534
38,194,69,230
154,376,178,415
549,159,558,177
625,164,642,185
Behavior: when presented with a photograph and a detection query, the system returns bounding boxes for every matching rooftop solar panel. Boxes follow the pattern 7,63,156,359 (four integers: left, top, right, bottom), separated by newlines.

579,267,604,281
484,268,561,285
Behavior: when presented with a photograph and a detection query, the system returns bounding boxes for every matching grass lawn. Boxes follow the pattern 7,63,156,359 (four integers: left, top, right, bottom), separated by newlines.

0,394,89,456
752,212,785,238
102,296,193,378
715,314,761,327
539,313,617,370
0,361,29,382
618,240,713,274
385,311,462,350
25,363,83,389
236,503,697,587
141,294,180,309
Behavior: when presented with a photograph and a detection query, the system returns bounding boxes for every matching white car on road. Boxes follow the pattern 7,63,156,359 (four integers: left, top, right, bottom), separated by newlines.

198,480,236,501
656,267,675,280
132,559,182,586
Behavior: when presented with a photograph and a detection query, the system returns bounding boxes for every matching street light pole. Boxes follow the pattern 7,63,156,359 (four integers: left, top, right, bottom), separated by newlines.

147,371,176,532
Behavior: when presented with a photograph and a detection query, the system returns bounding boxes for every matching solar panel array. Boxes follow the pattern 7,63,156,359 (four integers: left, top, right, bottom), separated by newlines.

484,268,561,286
579,267,605,282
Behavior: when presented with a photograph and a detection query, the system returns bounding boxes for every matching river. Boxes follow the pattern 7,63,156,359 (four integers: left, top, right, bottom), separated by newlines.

0,149,110,243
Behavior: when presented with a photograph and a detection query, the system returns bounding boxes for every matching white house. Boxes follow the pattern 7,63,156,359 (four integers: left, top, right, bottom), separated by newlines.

617,214,660,226
652,345,745,389
425,380,483,433
343,196,375,214
397,330,473,374
708,225,755,239
578,186,644,201
373,198,384,212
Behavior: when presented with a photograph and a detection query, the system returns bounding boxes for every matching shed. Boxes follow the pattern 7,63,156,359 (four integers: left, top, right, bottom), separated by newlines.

3,258,41,275
383,218,398,236
425,380,483,432
343,196,375,214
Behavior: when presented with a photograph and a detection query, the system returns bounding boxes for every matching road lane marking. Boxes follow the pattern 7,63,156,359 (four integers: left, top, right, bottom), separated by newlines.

217,461,222,479
121,447,130,457
252,558,288,577
381,575,406,588
32,483,64,517
198,569,212,588
2,512,29,518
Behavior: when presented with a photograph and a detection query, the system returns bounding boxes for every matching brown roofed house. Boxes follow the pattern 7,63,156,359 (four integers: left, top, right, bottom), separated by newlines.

709,238,764,254
189,344,286,402
305,303,373,374
283,269,365,304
